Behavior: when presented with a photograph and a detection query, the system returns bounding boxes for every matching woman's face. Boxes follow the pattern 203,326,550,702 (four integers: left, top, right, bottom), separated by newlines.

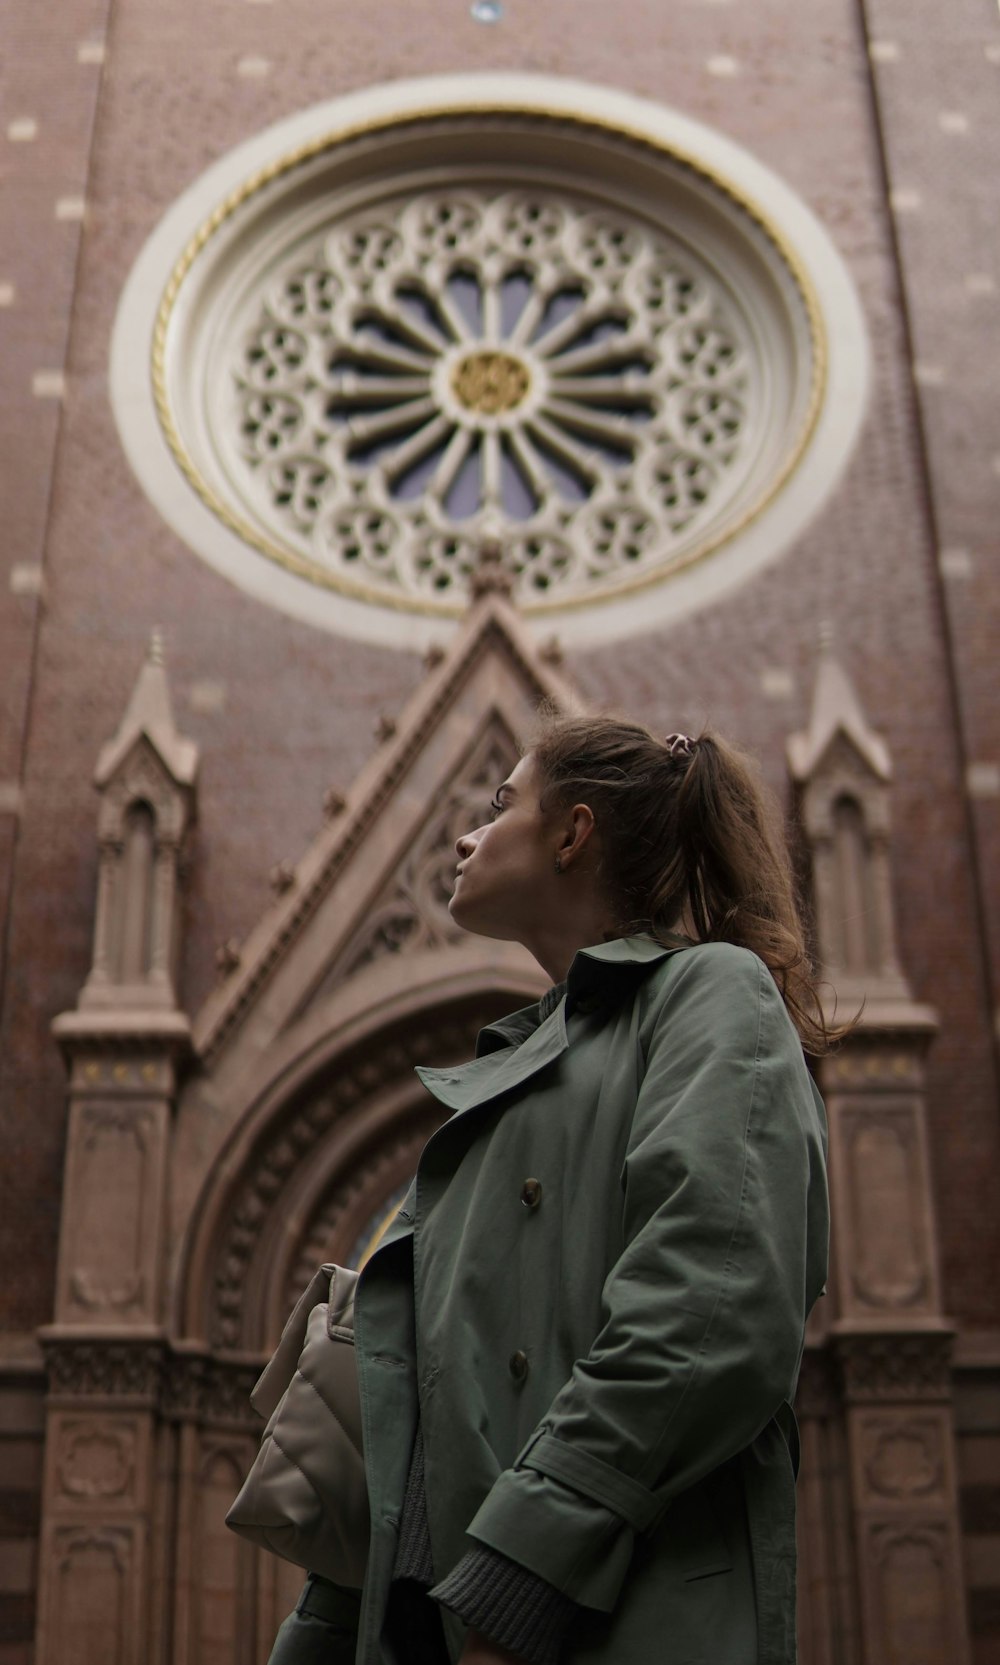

448,753,557,942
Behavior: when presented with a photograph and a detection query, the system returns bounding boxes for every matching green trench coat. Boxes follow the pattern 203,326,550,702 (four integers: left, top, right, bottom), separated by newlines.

352,937,829,1665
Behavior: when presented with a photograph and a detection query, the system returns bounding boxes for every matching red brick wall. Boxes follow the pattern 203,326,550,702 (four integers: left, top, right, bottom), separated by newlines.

0,5,998,1651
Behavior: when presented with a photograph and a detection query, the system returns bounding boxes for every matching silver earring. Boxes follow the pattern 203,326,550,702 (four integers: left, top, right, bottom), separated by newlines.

554,856,563,874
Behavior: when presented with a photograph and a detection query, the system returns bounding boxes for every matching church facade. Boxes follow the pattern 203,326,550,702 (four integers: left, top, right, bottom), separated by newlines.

1,3,998,1663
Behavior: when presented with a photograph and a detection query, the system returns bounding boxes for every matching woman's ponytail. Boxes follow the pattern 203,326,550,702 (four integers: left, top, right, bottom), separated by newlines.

531,713,847,1055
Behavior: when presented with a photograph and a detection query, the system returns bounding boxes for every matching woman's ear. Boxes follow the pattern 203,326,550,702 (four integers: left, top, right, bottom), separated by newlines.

557,803,597,871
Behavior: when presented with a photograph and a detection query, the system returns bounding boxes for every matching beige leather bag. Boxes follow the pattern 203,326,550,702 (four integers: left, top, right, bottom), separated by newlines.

226,1264,370,1589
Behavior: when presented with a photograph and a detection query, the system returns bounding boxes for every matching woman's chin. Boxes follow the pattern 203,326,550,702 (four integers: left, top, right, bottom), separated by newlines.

448,890,508,941
447,890,473,929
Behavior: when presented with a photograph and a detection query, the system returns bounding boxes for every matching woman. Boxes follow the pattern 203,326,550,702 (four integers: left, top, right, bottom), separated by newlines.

272,715,831,1665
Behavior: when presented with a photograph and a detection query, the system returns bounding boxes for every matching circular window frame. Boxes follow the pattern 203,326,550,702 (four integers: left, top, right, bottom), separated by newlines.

112,74,869,650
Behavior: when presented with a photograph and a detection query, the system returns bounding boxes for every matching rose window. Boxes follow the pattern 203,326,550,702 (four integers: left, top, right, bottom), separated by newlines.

227,188,754,603
126,92,863,641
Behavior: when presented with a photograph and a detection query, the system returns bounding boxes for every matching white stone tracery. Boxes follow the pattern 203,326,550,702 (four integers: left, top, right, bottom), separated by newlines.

114,79,871,646
224,185,754,605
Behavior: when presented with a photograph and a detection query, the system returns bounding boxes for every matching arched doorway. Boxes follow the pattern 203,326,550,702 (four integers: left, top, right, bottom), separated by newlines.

167,969,541,1664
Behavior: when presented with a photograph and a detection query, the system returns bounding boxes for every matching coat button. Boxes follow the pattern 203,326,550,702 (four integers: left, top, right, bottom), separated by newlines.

509,1349,529,1382
520,1178,542,1210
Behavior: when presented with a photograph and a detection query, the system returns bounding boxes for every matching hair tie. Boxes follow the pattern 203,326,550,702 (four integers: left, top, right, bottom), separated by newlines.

664,732,695,759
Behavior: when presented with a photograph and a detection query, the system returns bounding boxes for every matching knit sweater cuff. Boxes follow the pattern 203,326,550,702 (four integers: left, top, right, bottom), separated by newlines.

430,1545,578,1665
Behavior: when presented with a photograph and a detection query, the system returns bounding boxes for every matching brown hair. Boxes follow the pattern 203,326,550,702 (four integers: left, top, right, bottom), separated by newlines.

530,711,845,1056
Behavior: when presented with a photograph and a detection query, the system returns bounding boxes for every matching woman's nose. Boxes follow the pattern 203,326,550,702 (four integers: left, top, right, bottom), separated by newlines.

455,829,478,858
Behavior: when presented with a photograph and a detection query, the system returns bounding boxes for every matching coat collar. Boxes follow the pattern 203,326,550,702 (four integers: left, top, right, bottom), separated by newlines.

416,934,689,1114
566,931,690,998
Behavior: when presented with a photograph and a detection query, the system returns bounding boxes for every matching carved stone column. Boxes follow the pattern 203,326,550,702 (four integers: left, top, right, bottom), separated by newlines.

36,1263,169,1665
789,646,971,1665
834,1336,967,1665
825,1040,969,1665
35,639,197,1665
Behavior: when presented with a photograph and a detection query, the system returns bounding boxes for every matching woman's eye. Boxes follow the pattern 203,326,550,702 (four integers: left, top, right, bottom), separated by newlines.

489,796,504,821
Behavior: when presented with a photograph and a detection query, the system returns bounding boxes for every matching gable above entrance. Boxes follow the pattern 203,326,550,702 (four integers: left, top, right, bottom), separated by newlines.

192,588,579,1098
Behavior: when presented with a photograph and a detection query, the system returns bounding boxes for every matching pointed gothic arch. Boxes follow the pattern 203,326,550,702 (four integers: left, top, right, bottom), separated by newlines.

176,944,546,1351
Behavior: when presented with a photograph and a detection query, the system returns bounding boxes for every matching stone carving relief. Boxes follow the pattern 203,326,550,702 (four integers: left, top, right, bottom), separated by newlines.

161,1354,261,1428
842,1105,929,1311
56,1420,137,1502
824,1047,921,1089
834,1331,953,1404
191,1448,248,1665
331,722,519,987
43,1338,165,1401
65,1106,152,1318
51,1525,133,1665
858,1414,947,1504
97,739,187,847
40,1335,263,1432
867,1523,951,1665
199,1442,247,1491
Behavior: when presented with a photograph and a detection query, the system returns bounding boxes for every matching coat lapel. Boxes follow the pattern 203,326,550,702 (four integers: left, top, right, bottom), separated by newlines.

415,996,568,1114
414,936,686,1116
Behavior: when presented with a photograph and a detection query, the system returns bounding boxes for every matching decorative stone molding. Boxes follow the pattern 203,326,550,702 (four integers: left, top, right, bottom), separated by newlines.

833,1330,955,1405
40,1335,166,1403
822,1042,927,1090
38,1335,262,1429
161,1350,262,1428
64,1050,184,1093
50,1520,135,1573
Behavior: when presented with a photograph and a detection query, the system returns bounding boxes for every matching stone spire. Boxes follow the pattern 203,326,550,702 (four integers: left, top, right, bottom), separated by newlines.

55,635,200,1016
787,638,923,1012
94,629,198,790
787,633,890,785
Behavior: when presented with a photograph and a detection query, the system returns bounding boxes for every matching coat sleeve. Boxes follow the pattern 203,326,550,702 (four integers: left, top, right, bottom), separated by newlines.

462,944,828,1610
